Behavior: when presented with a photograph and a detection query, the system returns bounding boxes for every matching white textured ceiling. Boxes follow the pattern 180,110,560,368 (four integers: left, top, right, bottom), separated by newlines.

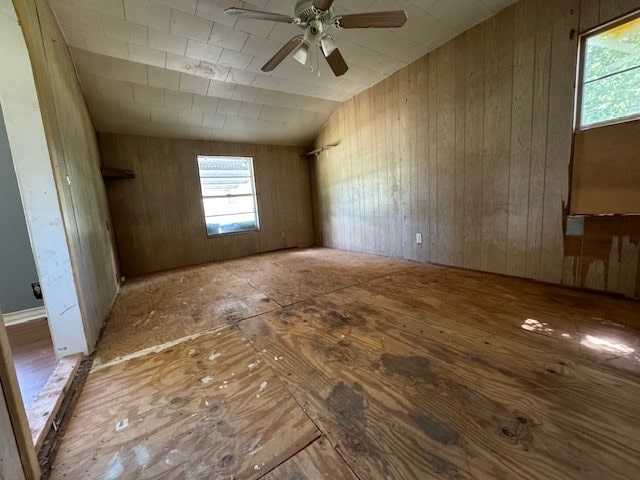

49,0,517,146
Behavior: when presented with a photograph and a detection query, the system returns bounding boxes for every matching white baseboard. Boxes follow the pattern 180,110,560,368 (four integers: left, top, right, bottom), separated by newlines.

2,306,47,326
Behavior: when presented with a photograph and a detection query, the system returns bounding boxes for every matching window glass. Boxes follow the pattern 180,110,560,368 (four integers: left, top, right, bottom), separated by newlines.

581,16,640,127
196,156,259,236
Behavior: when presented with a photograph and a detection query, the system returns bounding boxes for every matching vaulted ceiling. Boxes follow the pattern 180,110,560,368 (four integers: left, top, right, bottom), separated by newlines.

50,0,517,146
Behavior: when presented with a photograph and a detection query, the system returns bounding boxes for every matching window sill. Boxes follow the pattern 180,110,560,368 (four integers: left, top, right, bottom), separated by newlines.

206,229,260,239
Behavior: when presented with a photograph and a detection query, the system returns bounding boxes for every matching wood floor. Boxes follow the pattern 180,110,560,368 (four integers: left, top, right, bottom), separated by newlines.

50,248,640,479
6,318,56,411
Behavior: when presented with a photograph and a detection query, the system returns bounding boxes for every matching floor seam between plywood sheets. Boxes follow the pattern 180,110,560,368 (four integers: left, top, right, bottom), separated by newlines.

256,434,321,479
220,264,285,308
93,306,285,371
269,270,417,312
237,326,364,480
221,256,415,311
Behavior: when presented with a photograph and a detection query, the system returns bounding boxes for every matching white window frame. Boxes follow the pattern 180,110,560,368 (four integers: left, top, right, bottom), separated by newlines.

196,155,260,237
576,10,640,131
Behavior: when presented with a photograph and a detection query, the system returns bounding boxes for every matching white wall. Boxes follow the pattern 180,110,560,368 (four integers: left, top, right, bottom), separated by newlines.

0,0,88,355
0,105,43,313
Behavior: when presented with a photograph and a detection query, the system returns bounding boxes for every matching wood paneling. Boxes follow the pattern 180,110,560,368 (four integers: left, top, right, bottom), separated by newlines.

99,133,314,277
311,0,640,299
563,215,640,297
12,0,119,347
580,0,640,32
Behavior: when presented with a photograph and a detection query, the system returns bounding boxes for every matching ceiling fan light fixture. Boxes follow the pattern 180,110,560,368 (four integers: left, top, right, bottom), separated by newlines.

293,42,309,65
226,2,408,77
320,35,337,56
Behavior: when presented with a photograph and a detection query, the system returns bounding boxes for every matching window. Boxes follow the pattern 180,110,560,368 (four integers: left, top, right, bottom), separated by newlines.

579,14,640,129
196,156,259,236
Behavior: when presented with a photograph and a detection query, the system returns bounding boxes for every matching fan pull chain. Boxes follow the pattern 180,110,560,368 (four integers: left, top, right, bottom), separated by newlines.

315,44,321,77
309,46,314,73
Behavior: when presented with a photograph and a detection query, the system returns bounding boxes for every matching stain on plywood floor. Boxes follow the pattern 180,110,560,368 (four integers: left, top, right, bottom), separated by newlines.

50,248,640,479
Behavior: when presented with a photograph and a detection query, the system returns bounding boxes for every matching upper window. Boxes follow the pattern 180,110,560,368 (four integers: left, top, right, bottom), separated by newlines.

579,14,640,129
196,156,259,236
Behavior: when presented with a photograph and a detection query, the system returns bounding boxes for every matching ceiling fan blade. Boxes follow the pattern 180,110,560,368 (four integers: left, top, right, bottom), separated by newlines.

225,7,295,23
320,35,337,56
313,0,335,11
337,11,408,28
262,36,304,72
323,45,348,77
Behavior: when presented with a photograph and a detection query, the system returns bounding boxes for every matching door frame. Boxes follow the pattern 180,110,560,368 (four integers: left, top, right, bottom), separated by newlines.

0,310,40,479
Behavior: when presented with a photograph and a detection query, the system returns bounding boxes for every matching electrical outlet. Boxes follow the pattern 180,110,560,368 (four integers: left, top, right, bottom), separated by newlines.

416,233,422,245
31,282,42,300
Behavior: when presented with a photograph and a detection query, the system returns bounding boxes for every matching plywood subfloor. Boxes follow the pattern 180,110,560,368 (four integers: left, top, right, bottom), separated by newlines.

95,249,413,366
51,248,640,479
51,327,319,479
6,318,56,411
262,436,357,480
94,263,280,366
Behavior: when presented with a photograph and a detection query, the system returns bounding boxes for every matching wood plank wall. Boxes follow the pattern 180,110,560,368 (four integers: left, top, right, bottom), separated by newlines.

99,134,314,277
311,0,640,299
12,0,119,346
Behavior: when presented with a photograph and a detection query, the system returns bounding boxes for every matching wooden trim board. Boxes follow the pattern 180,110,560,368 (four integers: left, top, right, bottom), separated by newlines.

27,353,82,451
3,307,46,327
1,379,26,479
0,310,40,479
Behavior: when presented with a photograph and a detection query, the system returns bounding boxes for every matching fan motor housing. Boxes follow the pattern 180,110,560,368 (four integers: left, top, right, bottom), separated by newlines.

304,20,323,44
295,0,333,24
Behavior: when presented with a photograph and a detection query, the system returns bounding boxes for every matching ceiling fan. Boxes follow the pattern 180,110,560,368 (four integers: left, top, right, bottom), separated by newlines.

225,0,408,77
